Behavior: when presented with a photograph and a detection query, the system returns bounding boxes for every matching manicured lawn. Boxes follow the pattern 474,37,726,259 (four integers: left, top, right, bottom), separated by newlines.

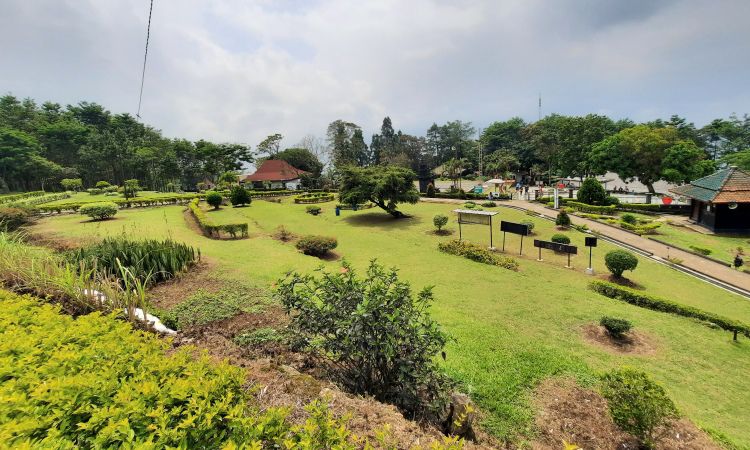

31,199,750,447
45,191,182,205
649,220,749,265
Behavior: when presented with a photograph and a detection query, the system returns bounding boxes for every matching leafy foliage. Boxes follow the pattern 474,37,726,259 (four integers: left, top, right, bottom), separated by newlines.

277,261,454,421
188,198,248,239
294,192,335,203
229,185,252,206
438,240,519,270
576,178,607,205
205,190,223,209
551,234,570,244
600,316,632,338
520,219,535,233
601,368,678,448
61,178,82,191
555,210,571,227
621,213,637,225
122,178,140,199
433,214,448,231
0,206,33,231
79,201,118,220
295,235,337,257
234,327,283,347
161,288,268,330
305,205,322,215
339,165,420,218
604,250,639,278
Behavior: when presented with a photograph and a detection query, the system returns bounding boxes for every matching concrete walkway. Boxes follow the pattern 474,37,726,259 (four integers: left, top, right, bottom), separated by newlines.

420,197,750,294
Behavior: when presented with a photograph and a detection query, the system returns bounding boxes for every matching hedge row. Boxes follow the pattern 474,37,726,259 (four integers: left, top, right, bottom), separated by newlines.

566,201,617,215
617,203,660,212
188,198,248,239
0,191,46,204
619,221,661,235
438,239,519,270
10,192,71,206
35,194,203,214
589,280,750,338
294,192,336,204
336,203,375,210
424,191,508,200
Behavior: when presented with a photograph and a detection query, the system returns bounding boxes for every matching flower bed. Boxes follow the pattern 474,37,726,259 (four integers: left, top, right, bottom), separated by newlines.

188,198,248,239
294,192,336,204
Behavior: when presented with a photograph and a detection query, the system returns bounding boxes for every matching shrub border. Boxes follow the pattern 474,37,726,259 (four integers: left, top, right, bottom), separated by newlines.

188,198,248,239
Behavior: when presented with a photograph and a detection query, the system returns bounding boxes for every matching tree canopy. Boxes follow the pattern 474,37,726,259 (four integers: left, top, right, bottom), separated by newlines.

339,166,420,218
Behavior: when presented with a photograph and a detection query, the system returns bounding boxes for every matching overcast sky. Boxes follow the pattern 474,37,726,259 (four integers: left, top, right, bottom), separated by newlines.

1,0,748,148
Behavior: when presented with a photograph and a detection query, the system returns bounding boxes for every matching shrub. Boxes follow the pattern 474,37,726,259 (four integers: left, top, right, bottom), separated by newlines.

79,202,118,220
86,188,102,195
234,327,283,347
206,191,223,209
306,205,322,215
61,178,83,191
604,250,638,278
555,210,571,227
95,180,111,189
438,240,519,270
551,234,570,245
605,195,620,206
296,235,337,257
188,199,248,239
463,202,476,209
689,245,712,256
0,206,33,231
229,186,252,206
520,220,535,234
122,179,140,199
426,183,436,198
577,178,607,205
273,225,294,242
67,237,197,286
433,214,448,231
601,368,678,448
294,192,335,204
600,316,632,338
481,201,496,207
621,213,637,225
277,261,454,421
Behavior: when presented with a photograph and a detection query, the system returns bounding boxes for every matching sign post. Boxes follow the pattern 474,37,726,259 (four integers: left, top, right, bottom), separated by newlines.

533,239,578,267
500,221,530,255
454,209,499,250
585,236,597,275
553,188,559,209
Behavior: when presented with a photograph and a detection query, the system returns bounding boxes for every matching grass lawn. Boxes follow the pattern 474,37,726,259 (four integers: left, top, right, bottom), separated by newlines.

31,199,750,447
649,220,750,265
45,191,182,205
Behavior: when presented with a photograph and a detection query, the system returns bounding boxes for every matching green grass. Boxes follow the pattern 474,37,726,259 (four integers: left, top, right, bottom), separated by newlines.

45,191,180,206
649,220,749,264
31,199,750,447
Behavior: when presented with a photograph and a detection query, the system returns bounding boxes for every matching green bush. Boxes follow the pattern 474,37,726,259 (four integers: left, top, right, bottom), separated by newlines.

577,178,607,205
566,201,617,215
433,214,448,231
0,206,33,231
605,195,620,206
0,191,45,205
689,245,712,256
277,261,453,422
67,237,197,286
619,220,661,235
463,201,476,209
617,203,660,212
122,179,140,199
188,198,248,239
601,368,678,448
86,188,102,195
426,183,436,198
481,201,496,207
306,205,322,215
234,327,283,347
551,233,570,244
294,192,335,204
61,178,83,191
79,202,118,220
555,210,571,227
229,186,252,206
621,213,637,225
296,235,337,257
205,191,223,209
590,281,750,338
95,180,111,189
438,240,519,270
604,250,638,278
600,316,632,338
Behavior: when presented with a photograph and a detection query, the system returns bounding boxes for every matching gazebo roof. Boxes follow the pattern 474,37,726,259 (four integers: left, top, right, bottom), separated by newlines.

670,166,750,204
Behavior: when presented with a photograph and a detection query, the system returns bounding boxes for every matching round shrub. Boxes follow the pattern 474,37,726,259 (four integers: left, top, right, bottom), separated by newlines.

87,188,103,195
95,181,111,189
306,205,321,215
0,206,33,231
463,202,476,209
601,368,678,448
605,250,639,278
621,213,637,225
206,191,223,209
600,316,632,338
605,195,620,206
481,201,496,207
555,210,571,227
229,186,252,207
426,183,436,198
577,178,607,205
520,220,535,234
433,214,448,231
296,235,337,257
79,202,118,221
551,234,570,245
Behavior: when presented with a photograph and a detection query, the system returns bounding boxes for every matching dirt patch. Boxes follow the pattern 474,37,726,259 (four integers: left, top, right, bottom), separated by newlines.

598,274,645,290
429,229,455,236
24,232,87,252
182,208,206,237
147,261,223,309
531,378,720,450
581,324,658,356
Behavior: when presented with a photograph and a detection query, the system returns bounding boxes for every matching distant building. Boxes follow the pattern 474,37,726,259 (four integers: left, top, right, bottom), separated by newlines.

670,166,750,233
241,159,308,190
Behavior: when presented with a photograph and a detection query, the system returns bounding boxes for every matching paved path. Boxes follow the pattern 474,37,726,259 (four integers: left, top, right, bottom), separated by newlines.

421,197,750,294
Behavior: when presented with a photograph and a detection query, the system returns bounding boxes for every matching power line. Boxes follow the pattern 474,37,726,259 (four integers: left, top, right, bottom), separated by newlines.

136,0,154,120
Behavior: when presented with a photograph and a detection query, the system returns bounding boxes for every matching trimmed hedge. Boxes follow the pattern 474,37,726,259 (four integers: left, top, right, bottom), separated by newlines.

423,191,508,200
438,240,519,270
335,203,375,210
79,202,118,220
0,191,45,205
617,203,660,212
294,192,335,204
36,194,203,214
619,221,661,235
296,235,338,256
9,192,71,206
566,201,616,215
188,198,248,239
589,280,750,338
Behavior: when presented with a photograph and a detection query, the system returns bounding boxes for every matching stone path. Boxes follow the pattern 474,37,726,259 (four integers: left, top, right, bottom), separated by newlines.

420,197,750,295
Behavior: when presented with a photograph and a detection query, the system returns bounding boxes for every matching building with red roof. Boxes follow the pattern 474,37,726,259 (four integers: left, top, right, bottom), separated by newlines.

240,159,309,190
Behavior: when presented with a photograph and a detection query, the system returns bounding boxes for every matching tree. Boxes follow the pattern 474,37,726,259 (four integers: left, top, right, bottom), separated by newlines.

326,120,366,169
605,250,639,278
257,133,282,157
272,148,323,177
218,171,239,188
721,150,750,170
339,166,420,218
370,116,398,165
206,191,223,209
122,179,140,199
61,178,83,191
433,214,448,231
442,158,468,190
661,141,715,184
229,186,251,207
483,149,518,178
577,178,607,205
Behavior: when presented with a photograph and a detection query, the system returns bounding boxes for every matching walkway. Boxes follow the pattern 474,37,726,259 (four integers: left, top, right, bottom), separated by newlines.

420,197,750,295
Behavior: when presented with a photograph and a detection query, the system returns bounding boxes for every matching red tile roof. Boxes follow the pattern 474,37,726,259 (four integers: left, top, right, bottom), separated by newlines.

241,159,308,182
671,166,750,204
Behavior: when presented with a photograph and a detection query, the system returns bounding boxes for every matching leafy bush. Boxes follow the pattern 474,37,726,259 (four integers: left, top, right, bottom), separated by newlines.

273,225,295,242
206,191,223,209
122,179,140,199
0,191,45,205
566,201,617,215
604,250,638,278
577,178,607,205
438,240,519,270
229,186,252,206
555,210,571,227
601,368,678,448
294,192,335,204
0,206,33,231
689,245,712,256
426,183,436,198
61,178,83,191
463,202,476,209
605,195,620,206
277,261,454,421
86,188,102,195
481,201,496,207
433,214,448,231
619,220,661,235
67,237,197,286
79,202,118,220
617,203,660,212
621,213,637,225
551,234,570,245
188,198,248,239
306,205,322,215
600,316,632,338
296,235,337,257
234,327,283,347
520,220,535,234
0,290,383,449
95,180,111,189
590,281,750,338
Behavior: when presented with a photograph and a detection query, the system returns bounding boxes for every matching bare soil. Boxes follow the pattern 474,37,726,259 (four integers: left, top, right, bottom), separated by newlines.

598,274,645,290
581,324,658,356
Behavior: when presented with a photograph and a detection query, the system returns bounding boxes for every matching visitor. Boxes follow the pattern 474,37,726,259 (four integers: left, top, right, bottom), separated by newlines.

735,254,744,269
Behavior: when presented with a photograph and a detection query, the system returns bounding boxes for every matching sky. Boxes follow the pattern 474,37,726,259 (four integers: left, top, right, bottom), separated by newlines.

1,0,749,149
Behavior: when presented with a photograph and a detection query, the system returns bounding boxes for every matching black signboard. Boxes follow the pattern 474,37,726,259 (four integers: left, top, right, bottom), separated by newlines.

501,221,530,236
534,240,578,254
585,236,598,247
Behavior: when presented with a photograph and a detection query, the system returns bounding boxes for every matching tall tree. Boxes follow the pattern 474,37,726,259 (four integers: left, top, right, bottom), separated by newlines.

257,133,283,157
339,166,420,218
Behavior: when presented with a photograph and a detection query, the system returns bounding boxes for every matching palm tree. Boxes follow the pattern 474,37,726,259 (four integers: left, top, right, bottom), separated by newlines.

444,157,468,190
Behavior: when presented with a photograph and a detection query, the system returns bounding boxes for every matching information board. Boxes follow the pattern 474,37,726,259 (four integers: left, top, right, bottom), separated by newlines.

501,221,530,236
534,239,578,254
